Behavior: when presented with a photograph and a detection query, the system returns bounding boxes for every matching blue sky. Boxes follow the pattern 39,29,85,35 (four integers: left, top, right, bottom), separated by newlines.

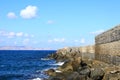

0,0,120,49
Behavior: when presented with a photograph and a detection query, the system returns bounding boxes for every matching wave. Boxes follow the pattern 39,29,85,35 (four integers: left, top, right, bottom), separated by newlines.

32,78,42,80
41,58,50,61
55,70,62,73
51,62,64,66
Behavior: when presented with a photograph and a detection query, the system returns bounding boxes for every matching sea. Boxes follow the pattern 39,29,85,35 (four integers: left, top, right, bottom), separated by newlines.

0,50,59,80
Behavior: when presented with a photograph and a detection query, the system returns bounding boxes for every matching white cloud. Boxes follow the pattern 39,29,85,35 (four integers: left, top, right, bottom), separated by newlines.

24,33,29,37
8,32,15,38
48,38,65,43
7,12,17,19
0,30,34,38
23,38,30,45
0,31,16,38
16,32,23,37
80,38,85,43
20,5,38,19
90,30,104,35
0,31,6,36
74,38,85,44
47,20,54,24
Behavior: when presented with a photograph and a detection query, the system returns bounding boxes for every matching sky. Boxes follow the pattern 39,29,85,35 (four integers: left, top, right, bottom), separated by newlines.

0,0,120,49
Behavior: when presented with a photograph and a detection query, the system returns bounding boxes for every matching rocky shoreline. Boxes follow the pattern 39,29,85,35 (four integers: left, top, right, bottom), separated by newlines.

43,48,120,80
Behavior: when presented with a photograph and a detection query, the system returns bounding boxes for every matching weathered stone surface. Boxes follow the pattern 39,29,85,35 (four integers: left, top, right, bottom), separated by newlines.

44,69,56,76
54,45,95,61
78,66,90,76
95,25,120,65
45,57,120,80
66,72,80,80
57,60,73,72
90,68,104,80
95,25,120,44
103,66,120,80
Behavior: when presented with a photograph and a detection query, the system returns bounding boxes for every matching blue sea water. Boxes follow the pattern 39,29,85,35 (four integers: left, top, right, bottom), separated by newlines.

0,50,57,80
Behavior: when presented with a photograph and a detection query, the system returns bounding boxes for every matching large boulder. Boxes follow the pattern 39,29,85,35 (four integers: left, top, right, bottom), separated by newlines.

78,66,91,76
90,68,105,80
103,66,120,80
57,60,73,72
72,57,81,71
66,72,80,80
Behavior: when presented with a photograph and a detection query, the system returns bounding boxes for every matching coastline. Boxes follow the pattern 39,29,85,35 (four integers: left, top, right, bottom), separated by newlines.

43,25,120,80
44,47,120,80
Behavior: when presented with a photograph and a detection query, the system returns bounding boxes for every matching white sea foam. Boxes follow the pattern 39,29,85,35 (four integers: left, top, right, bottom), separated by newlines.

55,70,62,73
32,78,42,80
41,58,50,60
52,62,64,66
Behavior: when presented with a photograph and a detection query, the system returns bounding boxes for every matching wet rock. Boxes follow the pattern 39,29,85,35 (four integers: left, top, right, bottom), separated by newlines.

58,60,73,72
44,69,56,76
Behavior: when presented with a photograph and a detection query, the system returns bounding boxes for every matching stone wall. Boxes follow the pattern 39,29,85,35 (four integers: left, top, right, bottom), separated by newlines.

95,25,120,65
79,45,95,59
56,45,95,60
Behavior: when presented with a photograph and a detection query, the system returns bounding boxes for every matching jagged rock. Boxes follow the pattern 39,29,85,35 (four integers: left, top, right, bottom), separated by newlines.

90,68,105,80
72,57,81,71
44,69,56,76
66,72,80,80
78,66,91,76
46,44,120,80
103,66,120,80
58,60,73,72
81,59,93,68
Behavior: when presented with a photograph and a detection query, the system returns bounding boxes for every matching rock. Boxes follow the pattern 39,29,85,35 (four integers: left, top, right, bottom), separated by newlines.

78,66,91,76
91,60,109,69
72,57,81,71
58,60,73,72
48,76,65,80
80,59,89,67
90,68,105,80
44,69,56,76
81,59,93,68
66,72,80,80
103,66,120,80
78,75,87,80
103,71,120,80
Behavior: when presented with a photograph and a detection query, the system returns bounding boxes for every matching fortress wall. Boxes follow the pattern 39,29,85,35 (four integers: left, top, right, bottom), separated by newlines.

80,45,95,59
95,25,120,65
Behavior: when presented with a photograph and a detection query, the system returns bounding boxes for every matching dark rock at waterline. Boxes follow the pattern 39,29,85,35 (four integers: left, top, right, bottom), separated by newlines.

57,60,73,73
44,69,56,76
